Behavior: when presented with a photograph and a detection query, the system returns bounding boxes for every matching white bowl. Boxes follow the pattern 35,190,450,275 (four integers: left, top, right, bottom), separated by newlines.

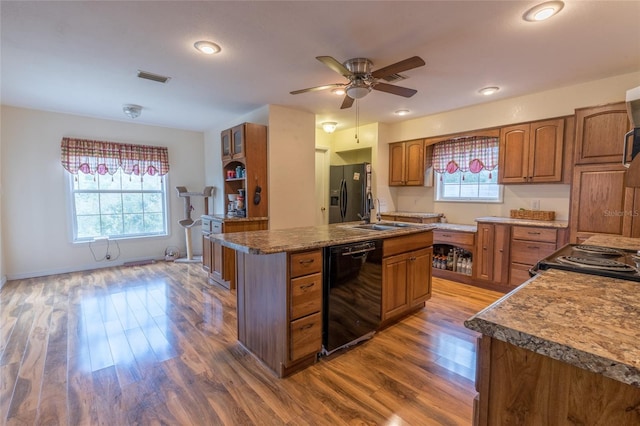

227,194,238,201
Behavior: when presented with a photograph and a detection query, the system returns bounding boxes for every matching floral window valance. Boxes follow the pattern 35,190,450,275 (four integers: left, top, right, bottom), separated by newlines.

61,137,170,177
432,136,499,178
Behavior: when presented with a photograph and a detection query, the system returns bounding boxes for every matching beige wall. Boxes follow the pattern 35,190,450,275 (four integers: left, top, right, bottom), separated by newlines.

1,106,205,279
0,109,4,287
267,105,316,229
381,71,640,224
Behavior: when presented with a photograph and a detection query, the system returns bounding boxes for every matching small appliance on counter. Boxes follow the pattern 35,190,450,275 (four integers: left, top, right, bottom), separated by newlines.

532,244,640,282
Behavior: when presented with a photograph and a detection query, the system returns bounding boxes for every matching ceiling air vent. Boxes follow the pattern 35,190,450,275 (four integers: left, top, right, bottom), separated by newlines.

382,73,407,83
137,70,171,84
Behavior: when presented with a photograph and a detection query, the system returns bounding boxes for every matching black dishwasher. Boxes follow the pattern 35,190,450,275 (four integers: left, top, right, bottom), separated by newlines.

322,239,382,355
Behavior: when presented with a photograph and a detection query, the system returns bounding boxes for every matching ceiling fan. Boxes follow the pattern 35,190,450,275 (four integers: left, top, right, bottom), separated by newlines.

290,55,426,109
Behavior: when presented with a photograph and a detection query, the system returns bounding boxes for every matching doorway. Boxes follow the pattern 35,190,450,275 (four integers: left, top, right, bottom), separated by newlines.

315,147,329,225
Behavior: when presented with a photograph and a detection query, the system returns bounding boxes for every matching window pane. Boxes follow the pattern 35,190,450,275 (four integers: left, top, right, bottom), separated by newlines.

144,213,164,233
76,173,98,190
443,172,460,184
143,193,163,213
143,176,162,191
101,214,123,236
77,215,101,239
460,185,478,197
479,184,499,197
122,173,142,190
443,185,460,197
463,172,479,183
99,172,121,190
100,193,123,214
124,214,144,234
75,193,99,215
122,193,143,213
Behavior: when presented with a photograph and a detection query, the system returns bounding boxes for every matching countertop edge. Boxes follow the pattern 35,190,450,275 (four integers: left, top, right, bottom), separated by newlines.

465,313,640,388
475,216,569,228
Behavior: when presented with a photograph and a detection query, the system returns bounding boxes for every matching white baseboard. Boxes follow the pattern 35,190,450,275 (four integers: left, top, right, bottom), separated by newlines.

5,255,177,281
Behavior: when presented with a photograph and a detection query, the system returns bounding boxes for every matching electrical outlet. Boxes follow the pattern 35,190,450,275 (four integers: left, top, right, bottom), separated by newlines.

106,254,111,260
531,199,540,210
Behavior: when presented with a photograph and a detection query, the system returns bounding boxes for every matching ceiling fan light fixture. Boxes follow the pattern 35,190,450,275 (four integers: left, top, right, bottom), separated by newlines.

479,86,500,96
321,122,338,133
395,109,410,116
122,104,142,119
194,40,221,55
332,88,346,96
346,85,371,99
523,1,564,22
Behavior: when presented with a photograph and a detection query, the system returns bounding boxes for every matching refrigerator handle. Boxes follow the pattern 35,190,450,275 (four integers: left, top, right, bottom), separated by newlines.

340,179,347,220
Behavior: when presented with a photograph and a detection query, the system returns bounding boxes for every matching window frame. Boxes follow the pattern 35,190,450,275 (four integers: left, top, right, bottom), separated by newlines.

67,170,170,243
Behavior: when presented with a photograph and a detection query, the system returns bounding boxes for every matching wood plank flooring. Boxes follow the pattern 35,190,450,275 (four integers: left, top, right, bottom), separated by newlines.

0,262,502,425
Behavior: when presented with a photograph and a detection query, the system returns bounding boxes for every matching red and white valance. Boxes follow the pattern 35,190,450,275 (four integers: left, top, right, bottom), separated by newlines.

432,136,498,176
61,137,169,176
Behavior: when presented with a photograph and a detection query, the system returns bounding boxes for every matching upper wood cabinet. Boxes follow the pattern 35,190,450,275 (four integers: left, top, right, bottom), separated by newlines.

574,102,630,165
498,118,565,184
389,139,424,186
221,123,247,161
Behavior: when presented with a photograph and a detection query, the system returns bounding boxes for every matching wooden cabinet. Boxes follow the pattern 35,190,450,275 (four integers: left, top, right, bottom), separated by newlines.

389,139,425,186
574,102,630,165
569,103,633,242
509,226,560,287
475,223,510,287
499,118,565,184
236,248,322,377
222,122,268,218
221,124,246,161
474,337,640,426
202,216,268,290
381,232,433,324
432,229,476,285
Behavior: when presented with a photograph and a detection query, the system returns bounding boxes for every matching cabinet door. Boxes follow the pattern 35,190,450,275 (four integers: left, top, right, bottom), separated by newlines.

404,139,425,186
499,124,529,183
382,253,410,321
529,119,564,183
221,129,232,160
476,224,494,281
574,103,630,165
570,164,634,242
231,124,245,159
202,235,212,273
408,247,433,307
212,240,224,283
389,142,406,186
492,224,510,285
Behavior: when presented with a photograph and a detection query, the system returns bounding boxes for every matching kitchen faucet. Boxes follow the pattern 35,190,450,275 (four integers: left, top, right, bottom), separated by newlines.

374,198,381,222
358,191,375,224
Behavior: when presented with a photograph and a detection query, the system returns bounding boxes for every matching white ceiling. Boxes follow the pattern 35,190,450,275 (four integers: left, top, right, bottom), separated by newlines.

2,1,639,133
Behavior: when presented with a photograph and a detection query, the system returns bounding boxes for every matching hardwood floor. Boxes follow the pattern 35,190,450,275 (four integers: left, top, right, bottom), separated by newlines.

0,262,503,425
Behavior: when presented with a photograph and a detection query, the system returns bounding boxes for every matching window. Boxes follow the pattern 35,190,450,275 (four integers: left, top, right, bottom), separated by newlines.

61,137,170,242
432,135,502,203
70,169,168,241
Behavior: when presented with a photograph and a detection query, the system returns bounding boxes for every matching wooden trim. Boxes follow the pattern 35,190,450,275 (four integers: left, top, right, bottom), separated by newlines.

423,128,500,146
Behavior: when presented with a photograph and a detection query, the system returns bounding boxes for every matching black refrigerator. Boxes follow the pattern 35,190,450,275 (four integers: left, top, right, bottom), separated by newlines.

329,163,372,223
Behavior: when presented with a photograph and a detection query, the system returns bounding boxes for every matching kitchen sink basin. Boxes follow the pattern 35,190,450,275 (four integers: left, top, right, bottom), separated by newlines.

351,222,418,231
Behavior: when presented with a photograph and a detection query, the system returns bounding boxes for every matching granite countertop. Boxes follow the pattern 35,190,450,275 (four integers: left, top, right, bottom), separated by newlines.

465,268,640,388
381,211,443,219
210,221,433,254
475,216,569,228
431,223,477,233
584,235,640,252
203,214,269,222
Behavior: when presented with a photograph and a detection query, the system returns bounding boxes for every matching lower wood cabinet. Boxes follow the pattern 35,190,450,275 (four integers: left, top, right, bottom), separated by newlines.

381,232,433,324
475,223,510,289
474,337,640,426
509,225,565,287
236,248,322,378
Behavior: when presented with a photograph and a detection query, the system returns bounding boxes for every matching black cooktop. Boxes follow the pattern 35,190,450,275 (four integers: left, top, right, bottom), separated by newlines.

533,244,640,282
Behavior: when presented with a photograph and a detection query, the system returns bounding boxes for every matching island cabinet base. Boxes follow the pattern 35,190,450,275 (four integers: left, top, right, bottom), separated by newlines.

475,337,640,425
236,249,323,378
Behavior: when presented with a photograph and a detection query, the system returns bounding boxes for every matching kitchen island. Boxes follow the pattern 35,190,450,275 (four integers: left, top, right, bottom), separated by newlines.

465,241,640,424
212,222,434,377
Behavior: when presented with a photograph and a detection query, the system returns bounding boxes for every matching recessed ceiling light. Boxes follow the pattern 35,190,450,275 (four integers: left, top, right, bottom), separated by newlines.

332,88,346,96
395,109,410,116
194,40,221,55
523,1,564,22
321,122,337,133
479,86,500,96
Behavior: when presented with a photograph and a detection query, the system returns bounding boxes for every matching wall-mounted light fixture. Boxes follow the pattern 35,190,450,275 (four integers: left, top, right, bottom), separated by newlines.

322,122,338,133
122,104,142,119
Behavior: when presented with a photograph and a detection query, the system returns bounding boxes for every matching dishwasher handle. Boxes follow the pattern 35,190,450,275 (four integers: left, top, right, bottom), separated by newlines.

341,246,376,256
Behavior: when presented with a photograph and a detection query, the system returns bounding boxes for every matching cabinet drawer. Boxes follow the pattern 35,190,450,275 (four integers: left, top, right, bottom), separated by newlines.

290,273,322,320
510,240,557,265
290,250,322,278
512,226,557,243
434,230,475,247
290,312,322,361
211,220,223,234
510,263,534,287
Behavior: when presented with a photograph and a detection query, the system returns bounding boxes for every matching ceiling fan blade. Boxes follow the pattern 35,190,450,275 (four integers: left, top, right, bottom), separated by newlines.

316,56,353,78
290,83,345,95
340,95,354,109
373,82,417,97
371,56,426,79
